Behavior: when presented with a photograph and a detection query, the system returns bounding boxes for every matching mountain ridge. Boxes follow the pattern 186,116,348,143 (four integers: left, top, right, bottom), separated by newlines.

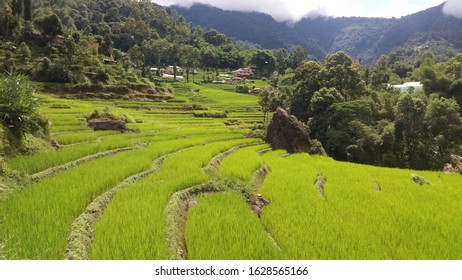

171,3,462,63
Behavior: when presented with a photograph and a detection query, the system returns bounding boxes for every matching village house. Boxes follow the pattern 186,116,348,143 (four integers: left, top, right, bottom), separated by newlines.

232,67,253,77
165,65,182,75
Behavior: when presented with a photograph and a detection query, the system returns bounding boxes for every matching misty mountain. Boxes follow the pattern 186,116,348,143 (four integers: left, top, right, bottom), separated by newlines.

172,3,462,63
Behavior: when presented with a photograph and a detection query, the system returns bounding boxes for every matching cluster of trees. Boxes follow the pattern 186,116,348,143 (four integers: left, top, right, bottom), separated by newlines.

261,51,462,170
1,0,314,83
0,0,236,85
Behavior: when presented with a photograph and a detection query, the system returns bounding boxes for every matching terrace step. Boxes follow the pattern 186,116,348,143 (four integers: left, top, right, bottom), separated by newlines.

203,142,263,175
65,147,193,260
29,145,145,182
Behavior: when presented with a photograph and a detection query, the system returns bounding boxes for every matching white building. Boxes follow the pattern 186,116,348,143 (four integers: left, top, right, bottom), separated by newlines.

392,82,423,93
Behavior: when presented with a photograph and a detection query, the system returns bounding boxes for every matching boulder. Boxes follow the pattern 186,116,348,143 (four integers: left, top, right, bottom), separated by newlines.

88,119,128,132
450,154,462,174
265,107,311,153
451,154,462,165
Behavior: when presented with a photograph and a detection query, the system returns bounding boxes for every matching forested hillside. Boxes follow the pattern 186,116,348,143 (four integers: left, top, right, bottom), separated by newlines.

173,3,462,63
0,0,253,88
262,51,462,170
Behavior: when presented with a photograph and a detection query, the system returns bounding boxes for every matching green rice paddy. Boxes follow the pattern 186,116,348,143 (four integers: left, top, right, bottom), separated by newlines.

1,81,461,260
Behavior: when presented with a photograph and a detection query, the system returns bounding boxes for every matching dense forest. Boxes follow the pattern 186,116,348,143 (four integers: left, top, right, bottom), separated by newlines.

1,0,462,171
0,0,246,84
262,51,462,170
0,0,310,84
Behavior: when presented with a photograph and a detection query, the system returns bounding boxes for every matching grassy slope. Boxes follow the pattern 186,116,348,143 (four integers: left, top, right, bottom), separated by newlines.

260,152,462,259
1,80,461,260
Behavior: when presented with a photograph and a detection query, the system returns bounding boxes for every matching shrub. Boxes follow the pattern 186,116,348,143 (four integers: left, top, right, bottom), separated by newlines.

18,42,32,62
235,85,250,93
93,69,110,84
0,73,48,154
85,107,135,124
309,139,328,156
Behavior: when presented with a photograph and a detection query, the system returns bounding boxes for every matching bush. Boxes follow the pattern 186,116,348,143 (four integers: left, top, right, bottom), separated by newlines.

93,68,110,84
0,73,48,154
235,85,250,93
48,63,72,83
309,139,328,156
85,107,135,123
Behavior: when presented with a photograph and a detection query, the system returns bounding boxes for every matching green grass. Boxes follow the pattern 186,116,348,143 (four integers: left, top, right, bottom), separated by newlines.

90,138,259,260
0,146,156,259
259,152,462,259
53,131,120,145
7,133,147,174
173,83,260,111
186,192,285,260
219,144,268,184
3,82,462,261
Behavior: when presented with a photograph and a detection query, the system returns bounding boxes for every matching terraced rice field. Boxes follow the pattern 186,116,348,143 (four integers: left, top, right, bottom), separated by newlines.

1,82,461,260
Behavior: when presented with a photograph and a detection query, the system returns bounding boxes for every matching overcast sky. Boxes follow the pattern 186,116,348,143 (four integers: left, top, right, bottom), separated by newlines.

154,0,462,22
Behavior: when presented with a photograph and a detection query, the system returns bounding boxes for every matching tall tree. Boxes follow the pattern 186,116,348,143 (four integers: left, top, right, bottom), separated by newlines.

425,98,462,168
322,51,366,100
249,50,276,78
0,3,19,38
325,100,373,161
179,45,200,83
370,55,390,90
23,0,31,21
287,45,308,69
35,13,63,37
395,95,429,169
290,60,322,121
308,87,344,143
11,0,22,17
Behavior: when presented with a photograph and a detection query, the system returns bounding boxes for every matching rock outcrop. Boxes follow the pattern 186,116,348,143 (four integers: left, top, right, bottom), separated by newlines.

444,154,462,174
265,107,311,153
88,119,128,132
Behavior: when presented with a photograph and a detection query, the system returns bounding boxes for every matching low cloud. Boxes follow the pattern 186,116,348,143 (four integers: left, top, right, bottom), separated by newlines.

157,0,301,22
154,0,447,22
443,0,462,19
154,0,366,22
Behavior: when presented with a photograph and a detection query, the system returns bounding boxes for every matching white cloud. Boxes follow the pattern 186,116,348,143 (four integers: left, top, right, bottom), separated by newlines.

155,0,367,21
368,0,444,18
443,0,462,19
153,0,446,22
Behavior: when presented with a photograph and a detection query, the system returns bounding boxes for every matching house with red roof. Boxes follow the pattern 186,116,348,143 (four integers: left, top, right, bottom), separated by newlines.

233,68,254,77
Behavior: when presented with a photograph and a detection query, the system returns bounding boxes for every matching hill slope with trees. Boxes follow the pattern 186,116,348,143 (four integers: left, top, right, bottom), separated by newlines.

172,3,462,63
